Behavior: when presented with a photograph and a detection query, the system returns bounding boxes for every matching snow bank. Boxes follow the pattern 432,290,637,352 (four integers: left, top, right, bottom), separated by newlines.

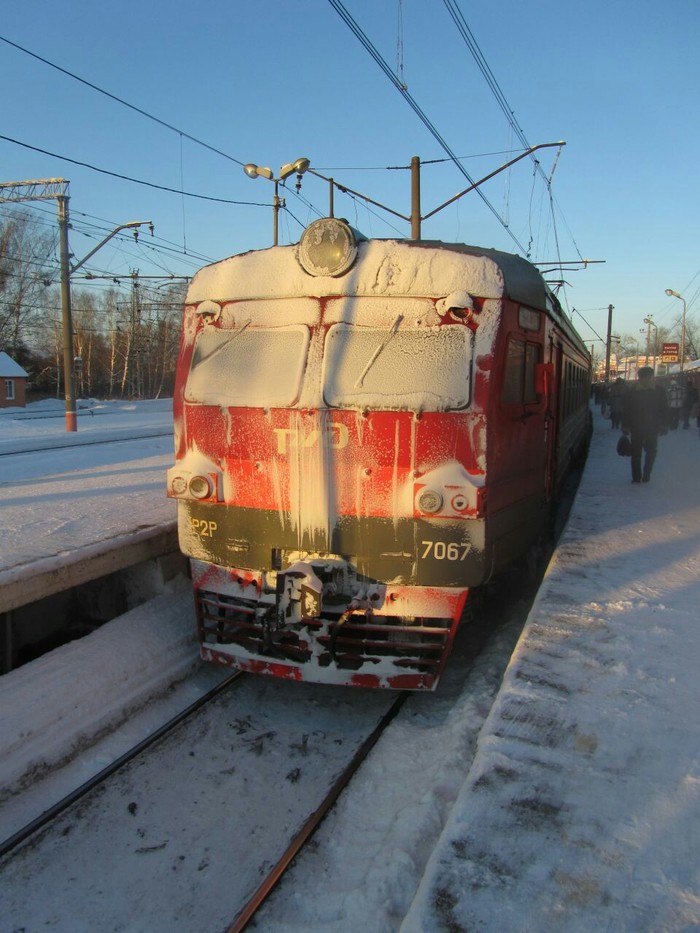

402,411,700,931
0,576,198,800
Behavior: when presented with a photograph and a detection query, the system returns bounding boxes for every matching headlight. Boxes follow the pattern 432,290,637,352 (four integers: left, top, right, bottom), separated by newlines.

298,217,358,277
189,474,214,500
417,489,443,514
171,475,188,496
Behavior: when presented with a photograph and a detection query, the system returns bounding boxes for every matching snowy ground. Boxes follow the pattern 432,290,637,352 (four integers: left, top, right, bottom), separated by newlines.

400,411,700,932
0,398,175,572
0,401,698,931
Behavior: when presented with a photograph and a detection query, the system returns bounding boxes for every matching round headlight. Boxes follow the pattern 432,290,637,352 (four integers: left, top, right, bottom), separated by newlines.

171,475,188,496
189,474,213,500
298,218,358,277
417,489,443,514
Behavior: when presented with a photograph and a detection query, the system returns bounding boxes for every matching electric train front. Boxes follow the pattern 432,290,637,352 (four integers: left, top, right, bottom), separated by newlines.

168,218,492,690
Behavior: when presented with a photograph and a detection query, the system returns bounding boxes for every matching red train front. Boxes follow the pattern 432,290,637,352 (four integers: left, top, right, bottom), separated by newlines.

168,218,590,690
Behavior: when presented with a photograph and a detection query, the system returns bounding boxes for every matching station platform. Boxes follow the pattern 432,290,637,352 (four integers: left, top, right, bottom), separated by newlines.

0,400,179,669
403,410,700,931
1,402,698,929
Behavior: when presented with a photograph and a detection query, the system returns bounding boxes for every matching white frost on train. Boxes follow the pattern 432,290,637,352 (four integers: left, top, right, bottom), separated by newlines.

0,384,698,930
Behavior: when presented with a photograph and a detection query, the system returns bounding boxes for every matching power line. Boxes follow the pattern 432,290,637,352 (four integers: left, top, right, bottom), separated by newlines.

0,34,245,169
326,0,528,254
0,134,266,206
440,0,584,282
2,200,216,273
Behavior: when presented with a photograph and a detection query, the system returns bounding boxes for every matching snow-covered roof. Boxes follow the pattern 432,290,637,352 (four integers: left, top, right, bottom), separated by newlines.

187,238,550,309
0,351,28,378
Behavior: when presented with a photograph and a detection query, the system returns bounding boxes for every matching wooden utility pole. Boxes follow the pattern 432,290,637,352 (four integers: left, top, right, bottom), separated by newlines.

604,304,614,383
410,156,421,240
0,178,77,430
57,194,77,430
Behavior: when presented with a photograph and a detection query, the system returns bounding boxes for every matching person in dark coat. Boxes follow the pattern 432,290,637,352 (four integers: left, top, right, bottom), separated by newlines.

621,367,669,483
666,377,684,430
681,377,698,429
608,377,626,429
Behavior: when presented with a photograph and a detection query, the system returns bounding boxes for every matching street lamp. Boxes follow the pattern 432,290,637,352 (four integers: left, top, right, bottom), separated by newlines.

243,158,310,245
665,288,687,372
643,316,658,371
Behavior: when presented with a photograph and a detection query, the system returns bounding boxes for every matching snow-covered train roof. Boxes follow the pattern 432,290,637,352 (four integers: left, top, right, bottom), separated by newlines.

185,236,586,357
188,238,543,307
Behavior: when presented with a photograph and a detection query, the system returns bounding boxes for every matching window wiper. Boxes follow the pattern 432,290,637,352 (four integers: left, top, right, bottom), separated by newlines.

191,319,251,370
353,314,404,389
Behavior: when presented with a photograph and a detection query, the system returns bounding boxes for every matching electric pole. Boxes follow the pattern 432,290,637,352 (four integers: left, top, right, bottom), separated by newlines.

604,304,614,383
0,178,77,431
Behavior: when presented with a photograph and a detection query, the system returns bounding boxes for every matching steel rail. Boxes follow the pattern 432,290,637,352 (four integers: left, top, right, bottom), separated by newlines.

0,430,172,458
0,670,244,860
226,691,408,933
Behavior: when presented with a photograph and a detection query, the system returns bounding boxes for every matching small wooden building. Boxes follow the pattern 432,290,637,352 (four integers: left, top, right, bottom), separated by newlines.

0,351,28,408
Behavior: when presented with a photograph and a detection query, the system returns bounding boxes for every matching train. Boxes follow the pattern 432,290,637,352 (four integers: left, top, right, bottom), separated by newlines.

167,216,591,690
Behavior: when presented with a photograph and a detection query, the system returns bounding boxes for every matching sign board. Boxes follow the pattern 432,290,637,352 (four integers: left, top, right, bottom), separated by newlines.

662,342,679,363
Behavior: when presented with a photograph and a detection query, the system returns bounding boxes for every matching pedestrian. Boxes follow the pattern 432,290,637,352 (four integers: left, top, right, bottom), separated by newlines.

666,377,683,430
621,366,669,484
681,377,698,429
608,378,626,429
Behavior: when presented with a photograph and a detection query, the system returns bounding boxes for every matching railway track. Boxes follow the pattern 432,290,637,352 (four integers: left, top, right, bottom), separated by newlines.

226,691,407,932
0,429,172,459
0,669,245,860
0,666,409,932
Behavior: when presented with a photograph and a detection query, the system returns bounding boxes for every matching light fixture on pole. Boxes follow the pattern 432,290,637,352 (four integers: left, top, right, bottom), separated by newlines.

243,158,310,245
665,288,687,372
643,316,658,371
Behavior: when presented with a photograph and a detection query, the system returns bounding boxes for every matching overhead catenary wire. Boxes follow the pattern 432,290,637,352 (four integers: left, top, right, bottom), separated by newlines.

326,0,529,254
0,33,330,245
1,193,219,272
0,34,246,169
0,134,266,207
440,0,586,291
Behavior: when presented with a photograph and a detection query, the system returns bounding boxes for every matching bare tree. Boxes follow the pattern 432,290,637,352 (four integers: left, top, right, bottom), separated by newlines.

0,209,56,354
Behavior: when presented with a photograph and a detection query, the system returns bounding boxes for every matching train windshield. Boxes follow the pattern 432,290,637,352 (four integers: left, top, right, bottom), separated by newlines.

184,325,309,407
322,323,472,411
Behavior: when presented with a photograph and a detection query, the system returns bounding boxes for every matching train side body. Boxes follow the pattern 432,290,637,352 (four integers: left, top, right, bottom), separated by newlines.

168,228,590,690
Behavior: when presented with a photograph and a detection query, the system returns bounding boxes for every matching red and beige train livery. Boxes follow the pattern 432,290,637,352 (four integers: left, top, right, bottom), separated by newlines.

167,217,590,690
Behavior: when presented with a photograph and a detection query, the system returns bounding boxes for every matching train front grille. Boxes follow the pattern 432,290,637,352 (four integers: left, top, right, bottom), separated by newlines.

195,589,453,675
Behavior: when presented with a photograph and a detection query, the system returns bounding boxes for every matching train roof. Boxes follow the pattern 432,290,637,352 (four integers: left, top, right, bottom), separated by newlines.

191,238,545,305
186,235,587,356
406,239,552,308
405,240,587,355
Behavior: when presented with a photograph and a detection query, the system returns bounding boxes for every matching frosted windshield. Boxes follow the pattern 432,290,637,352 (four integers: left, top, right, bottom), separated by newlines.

185,326,309,407
322,323,471,411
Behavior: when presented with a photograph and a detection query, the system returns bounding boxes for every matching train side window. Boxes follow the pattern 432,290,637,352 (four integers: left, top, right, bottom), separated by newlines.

503,338,541,405
518,307,540,332
502,339,525,404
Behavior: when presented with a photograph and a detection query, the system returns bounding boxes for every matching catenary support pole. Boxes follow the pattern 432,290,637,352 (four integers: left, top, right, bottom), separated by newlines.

57,195,77,432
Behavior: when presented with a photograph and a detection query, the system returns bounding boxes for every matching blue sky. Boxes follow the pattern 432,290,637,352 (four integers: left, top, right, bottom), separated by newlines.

1,0,698,358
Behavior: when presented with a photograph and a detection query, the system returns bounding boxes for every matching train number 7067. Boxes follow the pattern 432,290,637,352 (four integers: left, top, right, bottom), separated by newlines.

421,540,469,561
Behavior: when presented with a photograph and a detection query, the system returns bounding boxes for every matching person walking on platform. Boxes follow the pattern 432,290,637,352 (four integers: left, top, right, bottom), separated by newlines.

608,378,626,429
681,377,698,429
666,377,684,430
621,366,669,483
